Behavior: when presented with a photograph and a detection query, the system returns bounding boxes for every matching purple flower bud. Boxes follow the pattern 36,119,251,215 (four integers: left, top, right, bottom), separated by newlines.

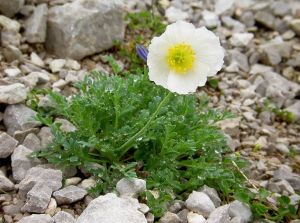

136,44,148,62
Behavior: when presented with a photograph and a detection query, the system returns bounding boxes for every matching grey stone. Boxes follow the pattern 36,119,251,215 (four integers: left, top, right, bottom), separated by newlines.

18,167,62,197
249,64,273,75
290,19,300,36
0,132,18,158
53,185,87,205
253,72,300,108
0,15,20,31
116,178,146,198
255,11,275,30
21,71,39,90
240,11,255,27
260,41,292,66
230,217,243,223
146,213,155,223
30,52,45,67
38,127,54,150
271,2,291,16
258,111,272,125
207,205,230,223
200,185,221,208
214,0,235,15
18,214,54,223
22,133,41,151
0,174,15,192
160,212,182,223
0,0,24,17
202,10,220,29
1,28,21,47
275,143,289,154
230,33,254,47
2,45,24,62
268,180,295,195
4,104,40,135
228,50,249,72
53,211,75,223
177,209,188,223
217,118,240,138
285,101,300,122
25,4,48,43
21,183,52,213
46,0,125,60
49,59,66,73
273,165,300,192
187,212,205,223
185,191,215,217
0,83,27,104
261,47,282,66
221,16,245,32
76,193,147,223
228,201,252,223
11,145,41,182
3,200,24,216
169,200,185,213
165,6,189,23
14,128,39,143
4,68,21,77
54,118,77,132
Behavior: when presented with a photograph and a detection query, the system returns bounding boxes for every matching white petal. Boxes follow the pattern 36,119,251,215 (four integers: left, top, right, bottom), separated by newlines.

147,35,171,88
163,20,196,43
196,45,224,76
166,65,208,94
148,58,169,88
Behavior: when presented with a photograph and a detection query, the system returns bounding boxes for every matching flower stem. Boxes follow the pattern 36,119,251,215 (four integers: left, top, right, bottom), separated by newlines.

118,92,172,158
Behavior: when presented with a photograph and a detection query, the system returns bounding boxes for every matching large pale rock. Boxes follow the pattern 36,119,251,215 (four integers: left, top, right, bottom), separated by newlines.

0,132,18,158
18,167,62,197
0,0,24,17
18,214,54,223
53,185,87,205
11,145,41,182
4,104,40,135
116,178,146,198
21,183,52,213
0,83,27,104
25,3,48,43
46,0,125,60
185,191,215,217
76,193,147,223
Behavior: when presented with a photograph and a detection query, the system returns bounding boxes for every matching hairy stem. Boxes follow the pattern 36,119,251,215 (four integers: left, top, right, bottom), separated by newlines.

118,92,172,158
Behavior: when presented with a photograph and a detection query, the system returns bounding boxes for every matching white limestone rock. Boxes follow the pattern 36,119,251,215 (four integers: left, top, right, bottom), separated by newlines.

46,0,125,60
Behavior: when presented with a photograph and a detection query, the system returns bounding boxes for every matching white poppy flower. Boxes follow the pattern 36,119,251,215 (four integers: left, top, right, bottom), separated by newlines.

147,21,224,94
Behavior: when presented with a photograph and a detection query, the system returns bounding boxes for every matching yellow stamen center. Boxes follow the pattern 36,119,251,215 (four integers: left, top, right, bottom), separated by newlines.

166,43,196,74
